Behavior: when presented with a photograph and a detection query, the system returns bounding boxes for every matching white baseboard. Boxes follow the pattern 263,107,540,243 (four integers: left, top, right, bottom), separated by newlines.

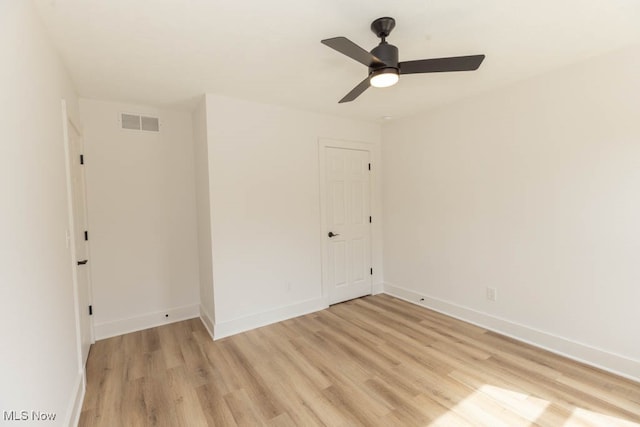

384,282,640,382
94,304,200,340
214,298,328,340
199,304,215,341
65,371,85,427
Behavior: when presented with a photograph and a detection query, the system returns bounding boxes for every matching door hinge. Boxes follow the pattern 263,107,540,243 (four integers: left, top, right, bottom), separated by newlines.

368,163,371,171
84,230,89,241
80,154,84,165
369,216,372,223
88,305,93,316
370,268,373,275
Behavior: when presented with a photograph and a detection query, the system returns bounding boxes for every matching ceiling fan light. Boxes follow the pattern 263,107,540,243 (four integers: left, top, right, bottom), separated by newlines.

370,68,399,88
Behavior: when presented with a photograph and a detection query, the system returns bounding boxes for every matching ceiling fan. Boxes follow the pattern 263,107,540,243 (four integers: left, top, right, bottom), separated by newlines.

321,17,485,103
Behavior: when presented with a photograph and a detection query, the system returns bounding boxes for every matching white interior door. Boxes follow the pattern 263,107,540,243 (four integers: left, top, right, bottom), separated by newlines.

65,113,93,367
322,145,372,304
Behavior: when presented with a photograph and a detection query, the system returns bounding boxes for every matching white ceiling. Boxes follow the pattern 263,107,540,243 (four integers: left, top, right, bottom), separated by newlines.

34,0,640,121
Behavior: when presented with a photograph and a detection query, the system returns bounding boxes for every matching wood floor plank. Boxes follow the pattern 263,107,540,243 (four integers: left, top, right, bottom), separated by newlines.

253,358,336,427
195,383,238,427
219,339,285,420
255,325,332,390
157,323,186,369
265,412,297,427
224,388,266,427
119,377,148,427
166,366,209,427
79,295,640,426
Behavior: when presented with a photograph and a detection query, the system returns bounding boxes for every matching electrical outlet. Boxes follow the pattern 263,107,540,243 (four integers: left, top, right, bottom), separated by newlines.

486,287,497,302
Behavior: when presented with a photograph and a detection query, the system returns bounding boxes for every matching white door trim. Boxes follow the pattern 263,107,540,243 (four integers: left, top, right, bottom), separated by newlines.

61,100,95,375
318,138,375,305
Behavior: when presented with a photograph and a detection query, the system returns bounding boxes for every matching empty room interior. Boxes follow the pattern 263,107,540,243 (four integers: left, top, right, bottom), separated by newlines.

2,0,640,425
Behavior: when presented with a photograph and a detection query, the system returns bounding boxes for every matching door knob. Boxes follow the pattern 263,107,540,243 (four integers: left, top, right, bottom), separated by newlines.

328,231,340,238
77,259,88,265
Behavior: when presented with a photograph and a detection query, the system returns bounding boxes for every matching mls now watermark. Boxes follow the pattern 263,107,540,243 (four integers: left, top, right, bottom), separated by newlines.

3,410,56,422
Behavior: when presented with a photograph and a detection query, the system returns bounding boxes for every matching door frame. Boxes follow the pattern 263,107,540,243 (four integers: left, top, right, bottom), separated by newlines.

61,99,95,375
318,138,376,305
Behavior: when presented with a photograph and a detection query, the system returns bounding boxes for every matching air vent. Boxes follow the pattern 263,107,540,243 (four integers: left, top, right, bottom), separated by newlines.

120,113,160,132
141,116,160,132
121,113,141,130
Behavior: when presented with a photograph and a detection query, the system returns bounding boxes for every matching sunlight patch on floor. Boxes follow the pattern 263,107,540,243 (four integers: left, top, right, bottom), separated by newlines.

426,382,640,427
429,388,531,426
569,407,640,427
479,384,550,420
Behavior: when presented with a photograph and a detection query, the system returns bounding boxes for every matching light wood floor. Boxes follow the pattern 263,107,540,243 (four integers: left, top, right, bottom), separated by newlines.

79,295,640,426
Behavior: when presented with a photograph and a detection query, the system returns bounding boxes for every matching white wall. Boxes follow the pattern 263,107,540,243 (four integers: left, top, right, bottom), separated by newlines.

0,1,84,424
205,94,382,337
382,45,640,380
80,99,200,339
192,97,215,334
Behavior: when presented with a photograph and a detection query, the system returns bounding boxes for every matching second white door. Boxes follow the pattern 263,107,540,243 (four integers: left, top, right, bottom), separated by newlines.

323,146,372,304
65,111,93,367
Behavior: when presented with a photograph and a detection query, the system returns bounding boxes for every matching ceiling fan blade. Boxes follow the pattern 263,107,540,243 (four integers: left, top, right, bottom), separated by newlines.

399,54,485,74
339,77,371,103
322,37,385,67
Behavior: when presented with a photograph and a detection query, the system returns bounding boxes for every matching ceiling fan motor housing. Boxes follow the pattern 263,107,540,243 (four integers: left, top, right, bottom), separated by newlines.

370,43,398,74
